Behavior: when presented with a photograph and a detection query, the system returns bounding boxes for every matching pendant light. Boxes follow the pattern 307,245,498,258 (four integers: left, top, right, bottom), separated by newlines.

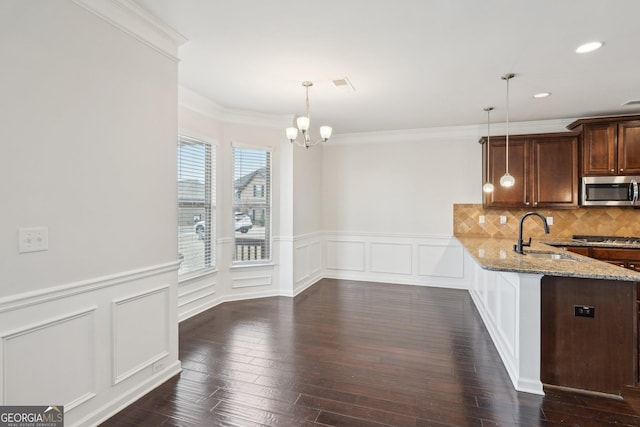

482,107,495,193
499,73,516,188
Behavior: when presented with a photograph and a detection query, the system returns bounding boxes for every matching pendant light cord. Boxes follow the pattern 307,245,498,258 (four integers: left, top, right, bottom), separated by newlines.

305,85,310,120
505,76,510,175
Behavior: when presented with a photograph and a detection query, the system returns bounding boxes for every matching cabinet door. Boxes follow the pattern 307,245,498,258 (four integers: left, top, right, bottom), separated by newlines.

618,121,640,175
582,123,617,175
484,137,528,208
532,136,578,207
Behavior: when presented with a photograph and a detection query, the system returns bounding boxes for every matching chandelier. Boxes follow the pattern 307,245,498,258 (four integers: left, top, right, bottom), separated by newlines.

286,81,332,148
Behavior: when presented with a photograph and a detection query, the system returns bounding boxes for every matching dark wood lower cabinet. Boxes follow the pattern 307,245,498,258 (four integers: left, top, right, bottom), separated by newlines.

563,245,640,271
541,276,636,395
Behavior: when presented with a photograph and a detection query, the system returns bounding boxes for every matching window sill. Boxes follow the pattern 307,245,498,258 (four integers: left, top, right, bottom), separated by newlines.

178,268,218,284
230,262,276,270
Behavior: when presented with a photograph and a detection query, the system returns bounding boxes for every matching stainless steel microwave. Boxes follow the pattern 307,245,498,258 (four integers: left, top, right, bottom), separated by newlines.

581,176,639,206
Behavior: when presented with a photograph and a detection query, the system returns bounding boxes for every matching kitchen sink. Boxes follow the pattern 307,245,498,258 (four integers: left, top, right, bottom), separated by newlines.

523,250,583,261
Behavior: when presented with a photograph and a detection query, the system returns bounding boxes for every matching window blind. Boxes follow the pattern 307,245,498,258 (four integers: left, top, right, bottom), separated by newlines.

232,147,271,262
178,135,216,276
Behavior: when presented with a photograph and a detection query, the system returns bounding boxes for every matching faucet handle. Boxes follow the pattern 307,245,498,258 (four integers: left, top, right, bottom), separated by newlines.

522,237,532,247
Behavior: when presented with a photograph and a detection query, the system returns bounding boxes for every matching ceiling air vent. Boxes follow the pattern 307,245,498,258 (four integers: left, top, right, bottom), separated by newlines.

332,77,355,92
622,100,640,106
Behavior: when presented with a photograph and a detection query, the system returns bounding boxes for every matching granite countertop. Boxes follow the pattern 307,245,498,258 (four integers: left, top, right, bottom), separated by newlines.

456,236,640,281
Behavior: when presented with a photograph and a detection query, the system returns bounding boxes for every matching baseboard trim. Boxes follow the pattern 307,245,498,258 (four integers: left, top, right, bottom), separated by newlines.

77,360,182,427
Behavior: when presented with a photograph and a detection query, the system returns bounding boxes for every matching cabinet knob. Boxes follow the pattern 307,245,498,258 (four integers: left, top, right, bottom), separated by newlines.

630,264,635,268
620,168,624,172
525,202,530,206
611,169,615,172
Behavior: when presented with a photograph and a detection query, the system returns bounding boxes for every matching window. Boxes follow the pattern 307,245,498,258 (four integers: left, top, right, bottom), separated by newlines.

177,135,215,276
253,184,265,198
232,146,271,262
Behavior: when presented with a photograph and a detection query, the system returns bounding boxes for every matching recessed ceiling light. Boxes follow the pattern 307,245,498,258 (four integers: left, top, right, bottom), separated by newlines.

533,92,551,99
576,41,603,54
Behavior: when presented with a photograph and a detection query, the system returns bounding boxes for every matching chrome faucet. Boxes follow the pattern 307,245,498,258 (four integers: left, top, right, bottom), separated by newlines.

514,212,550,254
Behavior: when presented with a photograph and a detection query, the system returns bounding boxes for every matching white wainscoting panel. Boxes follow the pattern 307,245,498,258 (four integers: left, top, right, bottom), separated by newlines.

309,241,322,275
326,240,366,272
370,243,412,275
417,244,464,278
466,247,544,396
324,233,468,288
291,235,323,296
0,262,180,426
231,275,272,289
177,273,218,322
496,273,517,361
112,286,170,385
294,244,310,282
2,309,96,409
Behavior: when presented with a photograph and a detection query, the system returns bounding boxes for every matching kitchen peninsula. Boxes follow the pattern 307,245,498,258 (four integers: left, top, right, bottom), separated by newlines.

458,235,640,397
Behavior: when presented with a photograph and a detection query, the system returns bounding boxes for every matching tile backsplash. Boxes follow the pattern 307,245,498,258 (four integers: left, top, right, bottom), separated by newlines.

454,204,640,239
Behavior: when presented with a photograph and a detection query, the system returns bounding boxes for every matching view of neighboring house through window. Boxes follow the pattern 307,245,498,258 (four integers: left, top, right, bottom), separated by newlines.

177,135,215,276
232,146,271,262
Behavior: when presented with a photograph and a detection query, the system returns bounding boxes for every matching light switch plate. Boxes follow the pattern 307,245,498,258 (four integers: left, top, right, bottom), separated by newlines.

479,215,485,224
19,227,49,253
546,216,554,225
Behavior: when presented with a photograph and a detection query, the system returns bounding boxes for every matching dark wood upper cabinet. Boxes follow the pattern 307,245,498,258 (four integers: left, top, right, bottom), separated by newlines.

484,137,528,208
482,133,578,208
568,115,640,176
618,121,640,175
582,122,617,175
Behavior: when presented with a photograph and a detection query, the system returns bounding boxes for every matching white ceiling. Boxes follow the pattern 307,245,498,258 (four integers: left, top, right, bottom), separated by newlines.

136,0,640,135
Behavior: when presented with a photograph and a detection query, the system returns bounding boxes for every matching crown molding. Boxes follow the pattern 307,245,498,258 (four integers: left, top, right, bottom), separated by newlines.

179,86,292,130
179,86,225,120
327,118,577,146
71,0,187,61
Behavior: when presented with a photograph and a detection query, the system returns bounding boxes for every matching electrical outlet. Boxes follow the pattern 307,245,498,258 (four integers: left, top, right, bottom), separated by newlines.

499,215,507,224
574,305,595,318
19,227,48,253
479,215,485,224
546,216,554,225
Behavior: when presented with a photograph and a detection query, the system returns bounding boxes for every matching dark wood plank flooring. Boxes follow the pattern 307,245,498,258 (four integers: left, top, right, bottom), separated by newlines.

101,279,640,426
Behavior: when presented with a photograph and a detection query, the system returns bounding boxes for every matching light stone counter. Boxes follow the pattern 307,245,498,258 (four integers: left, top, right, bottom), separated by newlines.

456,236,640,281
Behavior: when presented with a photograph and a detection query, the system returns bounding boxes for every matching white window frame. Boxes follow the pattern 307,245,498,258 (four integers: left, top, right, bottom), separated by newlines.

177,135,216,279
232,144,272,265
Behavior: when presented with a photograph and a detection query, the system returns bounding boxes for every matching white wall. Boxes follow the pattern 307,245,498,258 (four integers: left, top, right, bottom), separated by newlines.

322,135,482,235
0,2,183,425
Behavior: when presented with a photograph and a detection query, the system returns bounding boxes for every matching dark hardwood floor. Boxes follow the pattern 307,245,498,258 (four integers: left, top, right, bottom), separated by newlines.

101,279,640,426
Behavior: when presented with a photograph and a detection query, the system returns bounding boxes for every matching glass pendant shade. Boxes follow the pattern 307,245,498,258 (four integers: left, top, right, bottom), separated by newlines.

320,126,332,140
483,182,495,193
296,116,310,131
286,127,298,141
500,172,515,187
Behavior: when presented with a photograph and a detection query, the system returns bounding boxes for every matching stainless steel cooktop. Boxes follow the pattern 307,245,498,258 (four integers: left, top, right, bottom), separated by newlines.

573,235,640,246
